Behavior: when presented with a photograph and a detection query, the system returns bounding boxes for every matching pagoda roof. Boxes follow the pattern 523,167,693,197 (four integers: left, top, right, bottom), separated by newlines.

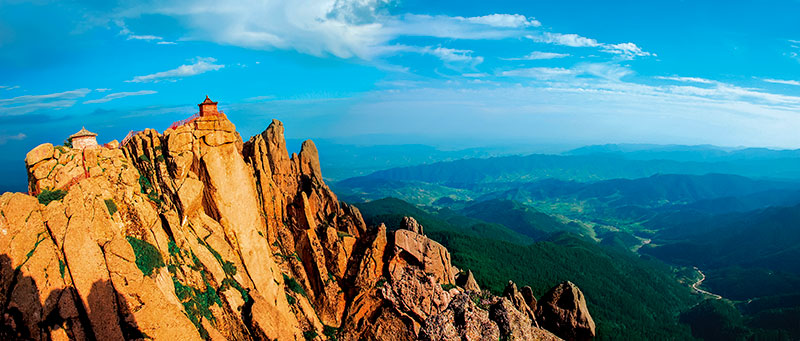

199,95,218,105
70,127,97,138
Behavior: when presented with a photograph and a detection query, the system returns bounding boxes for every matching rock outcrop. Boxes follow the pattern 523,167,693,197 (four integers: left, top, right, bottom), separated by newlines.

1,99,595,340
455,269,481,292
536,281,597,341
504,280,537,324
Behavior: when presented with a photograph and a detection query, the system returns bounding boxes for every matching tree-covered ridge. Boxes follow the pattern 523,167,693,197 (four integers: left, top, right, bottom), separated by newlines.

355,198,700,340
356,197,534,245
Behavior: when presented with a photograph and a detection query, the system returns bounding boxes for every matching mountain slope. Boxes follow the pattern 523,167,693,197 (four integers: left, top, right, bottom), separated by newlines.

357,198,700,340
355,197,534,245
460,199,588,240
1,111,593,340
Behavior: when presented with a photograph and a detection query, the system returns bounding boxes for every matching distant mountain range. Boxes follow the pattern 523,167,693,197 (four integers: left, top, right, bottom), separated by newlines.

335,142,800,339
355,152,800,186
566,143,800,162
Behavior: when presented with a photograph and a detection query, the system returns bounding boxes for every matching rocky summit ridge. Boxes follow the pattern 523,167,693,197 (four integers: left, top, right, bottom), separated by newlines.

1,100,595,340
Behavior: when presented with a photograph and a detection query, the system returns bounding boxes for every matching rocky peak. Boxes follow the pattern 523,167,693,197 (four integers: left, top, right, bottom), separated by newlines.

391,218,455,286
536,281,597,341
401,216,424,234
503,280,537,324
2,98,595,340
455,269,481,292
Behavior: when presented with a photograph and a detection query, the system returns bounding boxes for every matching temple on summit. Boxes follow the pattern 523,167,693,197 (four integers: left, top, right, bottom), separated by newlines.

198,95,220,117
69,127,98,149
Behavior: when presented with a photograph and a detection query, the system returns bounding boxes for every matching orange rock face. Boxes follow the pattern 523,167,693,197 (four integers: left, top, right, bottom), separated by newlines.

536,281,597,341
1,99,593,341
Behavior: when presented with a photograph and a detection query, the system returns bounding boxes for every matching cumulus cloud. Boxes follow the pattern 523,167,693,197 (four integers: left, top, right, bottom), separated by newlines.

84,90,157,104
126,57,224,83
501,51,569,60
602,42,652,59
0,89,91,116
106,0,642,63
764,78,800,86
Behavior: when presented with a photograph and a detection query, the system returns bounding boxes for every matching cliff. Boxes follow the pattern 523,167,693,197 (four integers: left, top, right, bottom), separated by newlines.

1,104,594,340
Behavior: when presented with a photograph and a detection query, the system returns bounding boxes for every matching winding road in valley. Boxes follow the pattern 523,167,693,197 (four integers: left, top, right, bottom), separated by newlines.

692,267,723,300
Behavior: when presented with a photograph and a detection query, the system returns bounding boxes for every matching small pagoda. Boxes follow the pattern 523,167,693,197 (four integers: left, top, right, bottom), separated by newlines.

198,95,219,117
70,127,98,149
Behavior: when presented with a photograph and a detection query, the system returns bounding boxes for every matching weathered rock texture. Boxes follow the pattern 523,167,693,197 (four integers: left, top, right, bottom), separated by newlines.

1,103,594,340
536,281,597,341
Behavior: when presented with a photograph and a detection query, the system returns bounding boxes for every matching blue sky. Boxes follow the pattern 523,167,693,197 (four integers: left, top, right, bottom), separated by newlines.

2,0,800,188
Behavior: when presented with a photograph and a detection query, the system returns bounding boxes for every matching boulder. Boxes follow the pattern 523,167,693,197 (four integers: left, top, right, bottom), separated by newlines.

384,263,452,323
455,270,481,292
393,227,455,285
536,281,596,341
25,143,54,167
401,216,424,235
419,293,500,341
489,297,536,340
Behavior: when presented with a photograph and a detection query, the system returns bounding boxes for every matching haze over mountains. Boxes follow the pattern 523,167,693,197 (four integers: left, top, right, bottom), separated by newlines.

330,142,800,339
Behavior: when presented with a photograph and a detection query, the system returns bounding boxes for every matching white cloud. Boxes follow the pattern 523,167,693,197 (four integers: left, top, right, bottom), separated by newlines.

128,34,163,41
0,89,91,116
602,42,652,59
116,19,176,45
108,1,637,62
526,34,652,59
501,63,632,81
501,67,574,79
0,133,27,145
462,14,540,28
95,88,112,92
126,57,224,83
655,76,714,84
764,78,800,86
84,90,157,104
502,51,569,60
245,95,277,102
424,47,483,66
96,0,654,76
527,32,599,47
0,85,20,91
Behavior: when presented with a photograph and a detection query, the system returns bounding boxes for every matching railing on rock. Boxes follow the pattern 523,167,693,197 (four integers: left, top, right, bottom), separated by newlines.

29,150,91,196
168,113,200,130
120,130,142,148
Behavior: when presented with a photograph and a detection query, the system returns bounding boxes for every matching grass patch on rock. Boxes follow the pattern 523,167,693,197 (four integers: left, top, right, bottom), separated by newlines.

126,236,164,276
104,199,118,216
37,189,67,205
283,274,307,297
